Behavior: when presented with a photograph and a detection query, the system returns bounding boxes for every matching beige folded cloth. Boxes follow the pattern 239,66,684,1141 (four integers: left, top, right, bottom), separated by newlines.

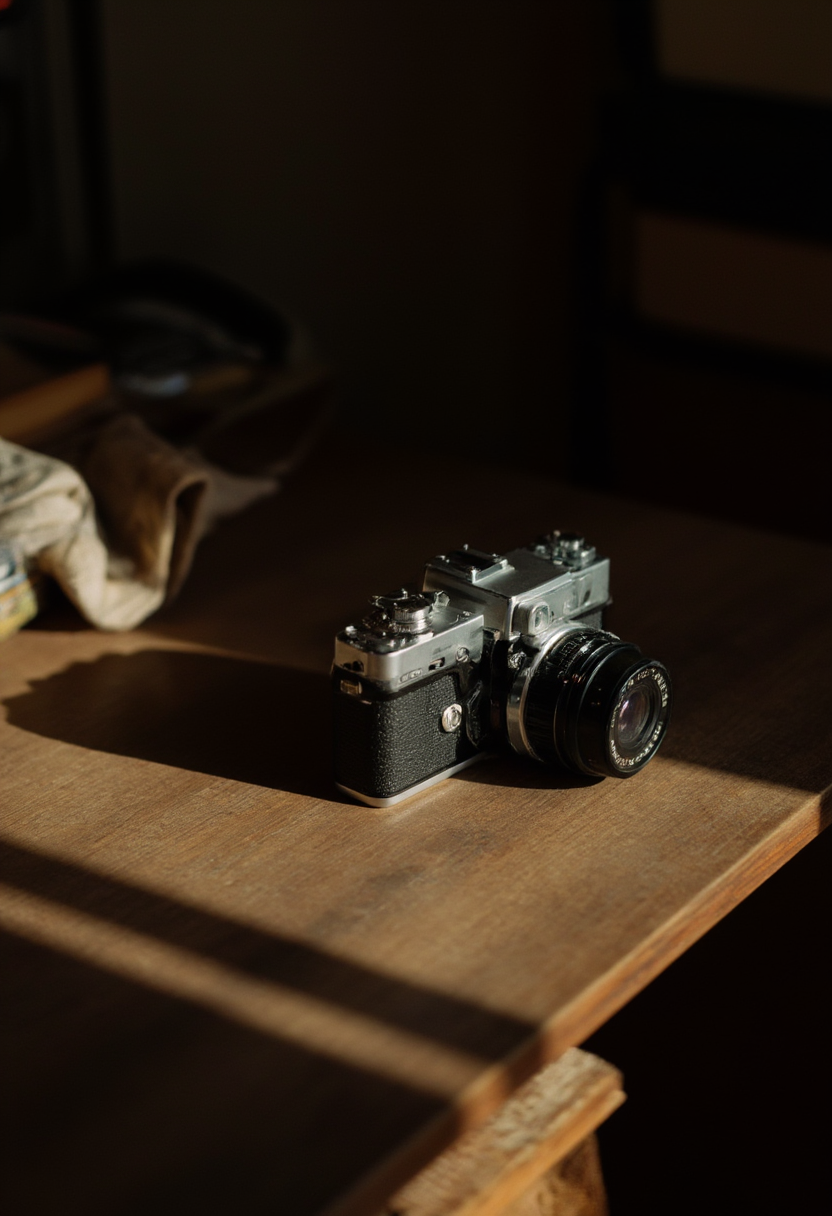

0,414,276,630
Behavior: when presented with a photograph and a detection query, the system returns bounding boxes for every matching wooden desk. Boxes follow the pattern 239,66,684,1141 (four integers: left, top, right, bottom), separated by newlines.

2,441,830,1215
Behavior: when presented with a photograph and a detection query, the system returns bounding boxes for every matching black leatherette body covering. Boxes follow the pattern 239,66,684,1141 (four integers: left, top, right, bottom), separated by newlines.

333,670,477,800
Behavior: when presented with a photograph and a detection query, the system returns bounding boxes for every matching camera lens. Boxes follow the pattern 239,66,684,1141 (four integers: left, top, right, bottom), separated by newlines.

517,630,671,778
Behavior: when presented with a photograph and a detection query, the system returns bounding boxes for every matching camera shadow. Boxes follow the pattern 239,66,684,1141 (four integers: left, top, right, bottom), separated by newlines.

456,751,603,793
3,649,334,801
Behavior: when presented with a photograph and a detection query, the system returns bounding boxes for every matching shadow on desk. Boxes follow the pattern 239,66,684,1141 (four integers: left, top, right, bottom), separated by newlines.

7,637,831,807
3,920,470,1216
4,649,334,801
0,922,445,1216
0,836,540,1215
457,753,602,793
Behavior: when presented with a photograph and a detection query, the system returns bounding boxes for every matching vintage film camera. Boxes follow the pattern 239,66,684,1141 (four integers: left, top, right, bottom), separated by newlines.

333,532,671,806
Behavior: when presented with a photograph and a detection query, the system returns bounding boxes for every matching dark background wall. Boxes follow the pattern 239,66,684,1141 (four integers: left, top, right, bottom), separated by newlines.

2,0,830,535
99,0,832,522
98,0,614,475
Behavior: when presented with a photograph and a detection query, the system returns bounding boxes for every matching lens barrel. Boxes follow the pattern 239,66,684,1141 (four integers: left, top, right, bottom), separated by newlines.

521,630,671,778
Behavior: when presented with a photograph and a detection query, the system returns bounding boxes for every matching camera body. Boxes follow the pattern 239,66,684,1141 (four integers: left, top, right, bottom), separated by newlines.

333,532,671,806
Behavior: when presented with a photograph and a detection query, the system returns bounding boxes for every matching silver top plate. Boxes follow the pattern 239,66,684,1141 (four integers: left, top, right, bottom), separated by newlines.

334,544,609,690
423,547,610,639
334,600,484,689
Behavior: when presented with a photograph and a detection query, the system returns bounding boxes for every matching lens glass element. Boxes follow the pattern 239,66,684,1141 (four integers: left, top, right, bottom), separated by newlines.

615,685,657,750
608,666,671,768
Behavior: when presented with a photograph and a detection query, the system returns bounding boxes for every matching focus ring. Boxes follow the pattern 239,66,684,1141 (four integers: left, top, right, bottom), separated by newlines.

524,634,632,770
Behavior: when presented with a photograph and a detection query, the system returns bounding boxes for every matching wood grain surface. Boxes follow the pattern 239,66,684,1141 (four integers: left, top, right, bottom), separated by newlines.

501,1135,609,1216
378,1047,622,1216
2,439,830,1215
